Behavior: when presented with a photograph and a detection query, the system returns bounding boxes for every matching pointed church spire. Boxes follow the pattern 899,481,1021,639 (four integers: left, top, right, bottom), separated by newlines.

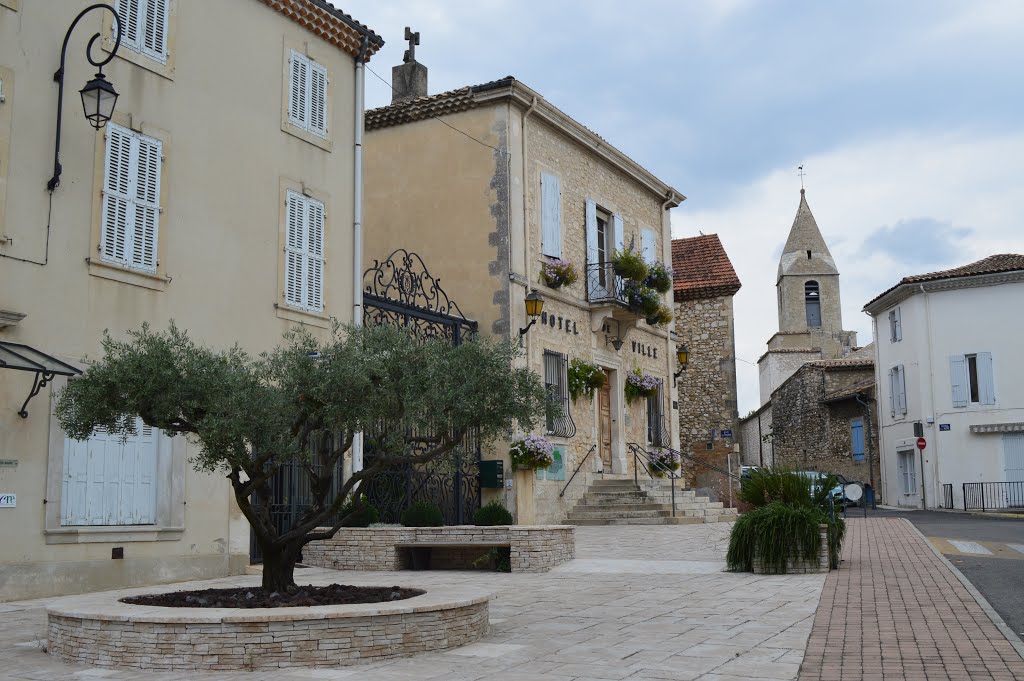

777,189,837,279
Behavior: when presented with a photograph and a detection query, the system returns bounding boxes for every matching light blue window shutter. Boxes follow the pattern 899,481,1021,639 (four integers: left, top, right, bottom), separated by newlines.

131,134,161,272
641,227,655,263
585,199,598,298
950,355,968,408
897,364,907,415
305,198,325,312
894,307,902,341
977,352,995,405
540,173,562,258
851,419,865,461
613,214,624,254
889,310,897,342
101,124,132,266
888,368,896,416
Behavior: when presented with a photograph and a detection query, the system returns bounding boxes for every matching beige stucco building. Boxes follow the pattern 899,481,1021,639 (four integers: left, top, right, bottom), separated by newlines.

0,0,381,601
363,70,685,524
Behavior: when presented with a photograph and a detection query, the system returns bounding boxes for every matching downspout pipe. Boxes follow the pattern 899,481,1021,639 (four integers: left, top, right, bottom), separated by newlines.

351,34,369,474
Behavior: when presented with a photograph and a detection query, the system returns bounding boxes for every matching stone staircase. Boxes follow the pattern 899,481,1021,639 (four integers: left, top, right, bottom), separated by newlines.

566,478,738,526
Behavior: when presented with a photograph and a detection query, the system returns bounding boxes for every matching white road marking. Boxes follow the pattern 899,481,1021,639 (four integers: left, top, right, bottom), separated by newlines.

1008,543,1024,556
949,540,993,555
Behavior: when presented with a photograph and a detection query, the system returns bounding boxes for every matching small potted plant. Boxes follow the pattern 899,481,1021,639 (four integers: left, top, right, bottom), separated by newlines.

509,435,555,470
644,303,673,327
648,447,681,477
612,248,648,282
644,262,673,294
540,259,578,289
624,370,660,403
568,358,606,401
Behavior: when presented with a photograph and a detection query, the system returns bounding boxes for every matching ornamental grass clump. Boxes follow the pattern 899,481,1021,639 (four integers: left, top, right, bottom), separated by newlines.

568,358,606,401
540,259,578,289
509,434,554,470
726,467,846,573
624,370,660,402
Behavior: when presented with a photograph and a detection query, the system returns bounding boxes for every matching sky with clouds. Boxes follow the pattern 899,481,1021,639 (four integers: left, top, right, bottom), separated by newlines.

346,0,1024,415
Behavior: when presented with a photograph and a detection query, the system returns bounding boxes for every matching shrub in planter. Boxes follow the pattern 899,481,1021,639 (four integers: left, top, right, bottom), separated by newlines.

474,500,514,526
726,502,831,573
509,435,554,470
400,501,445,527
730,467,846,571
612,248,648,282
647,447,680,477
568,358,606,401
644,262,673,294
339,494,380,527
625,281,661,316
624,370,660,403
540,259,578,289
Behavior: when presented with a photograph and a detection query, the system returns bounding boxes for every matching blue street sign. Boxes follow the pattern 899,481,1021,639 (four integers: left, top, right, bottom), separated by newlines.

720,429,733,438
939,424,951,431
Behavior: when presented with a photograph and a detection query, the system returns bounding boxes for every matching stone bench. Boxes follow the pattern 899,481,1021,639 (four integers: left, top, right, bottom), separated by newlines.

394,541,512,570
304,525,574,573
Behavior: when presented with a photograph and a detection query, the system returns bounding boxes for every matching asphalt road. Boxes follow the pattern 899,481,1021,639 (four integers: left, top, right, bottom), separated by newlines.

866,508,1024,638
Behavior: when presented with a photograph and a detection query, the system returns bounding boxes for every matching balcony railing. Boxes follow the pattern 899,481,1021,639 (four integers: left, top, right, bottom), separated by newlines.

585,262,629,306
963,481,1024,511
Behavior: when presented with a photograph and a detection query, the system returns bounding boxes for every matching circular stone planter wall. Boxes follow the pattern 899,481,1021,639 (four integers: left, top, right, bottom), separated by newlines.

46,585,489,671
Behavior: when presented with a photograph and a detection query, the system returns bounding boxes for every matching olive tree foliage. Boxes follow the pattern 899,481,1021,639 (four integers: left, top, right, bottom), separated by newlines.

56,322,547,591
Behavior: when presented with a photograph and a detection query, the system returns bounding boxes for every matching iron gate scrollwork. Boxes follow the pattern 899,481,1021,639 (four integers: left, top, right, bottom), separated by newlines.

361,250,481,525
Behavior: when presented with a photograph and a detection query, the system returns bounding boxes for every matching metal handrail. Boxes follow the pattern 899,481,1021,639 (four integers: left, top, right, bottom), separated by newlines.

559,444,597,498
629,443,679,517
963,481,1024,511
634,441,741,481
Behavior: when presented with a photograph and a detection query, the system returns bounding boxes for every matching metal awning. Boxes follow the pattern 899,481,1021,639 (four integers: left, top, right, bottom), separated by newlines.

0,341,82,418
970,423,1024,434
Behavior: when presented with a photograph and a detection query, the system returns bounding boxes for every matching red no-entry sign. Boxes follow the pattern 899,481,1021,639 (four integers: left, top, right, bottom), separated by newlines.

916,437,927,450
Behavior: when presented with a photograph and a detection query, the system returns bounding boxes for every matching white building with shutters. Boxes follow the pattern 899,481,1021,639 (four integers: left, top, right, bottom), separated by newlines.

864,254,1024,510
0,0,383,601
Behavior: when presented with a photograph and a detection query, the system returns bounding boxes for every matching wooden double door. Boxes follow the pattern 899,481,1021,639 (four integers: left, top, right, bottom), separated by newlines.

598,370,613,472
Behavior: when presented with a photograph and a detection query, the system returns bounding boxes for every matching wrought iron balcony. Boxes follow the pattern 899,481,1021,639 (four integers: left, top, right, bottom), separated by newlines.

585,262,629,306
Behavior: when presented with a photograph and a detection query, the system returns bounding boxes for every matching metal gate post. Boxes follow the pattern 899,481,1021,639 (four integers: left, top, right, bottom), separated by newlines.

671,475,676,517
982,484,986,512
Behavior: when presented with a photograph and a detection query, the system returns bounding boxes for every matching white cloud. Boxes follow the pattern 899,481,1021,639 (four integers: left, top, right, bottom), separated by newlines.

672,128,1024,415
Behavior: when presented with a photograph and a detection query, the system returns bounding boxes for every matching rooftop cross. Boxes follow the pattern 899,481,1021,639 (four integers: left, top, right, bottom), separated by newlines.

403,26,420,63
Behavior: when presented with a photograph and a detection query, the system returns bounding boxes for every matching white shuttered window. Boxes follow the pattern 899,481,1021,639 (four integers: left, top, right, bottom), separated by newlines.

540,172,562,258
288,50,328,138
115,0,169,63
101,124,162,273
641,227,656,263
284,191,326,313
62,418,158,526
889,365,907,417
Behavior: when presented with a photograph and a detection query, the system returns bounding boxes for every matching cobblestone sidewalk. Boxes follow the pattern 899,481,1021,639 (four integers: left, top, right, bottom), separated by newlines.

1,523,824,681
798,518,1024,681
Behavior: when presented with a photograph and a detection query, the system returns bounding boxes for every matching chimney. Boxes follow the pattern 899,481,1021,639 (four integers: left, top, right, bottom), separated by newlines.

391,27,427,103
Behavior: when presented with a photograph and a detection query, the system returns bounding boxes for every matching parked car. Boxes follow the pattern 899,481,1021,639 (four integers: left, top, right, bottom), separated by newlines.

795,471,847,508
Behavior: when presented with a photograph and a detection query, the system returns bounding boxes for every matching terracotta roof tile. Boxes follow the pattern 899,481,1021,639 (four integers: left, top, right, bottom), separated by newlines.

865,254,1024,309
259,0,383,59
808,357,874,369
671,234,741,301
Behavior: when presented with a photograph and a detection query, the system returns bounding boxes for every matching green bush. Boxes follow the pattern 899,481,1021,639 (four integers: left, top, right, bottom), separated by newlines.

644,262,673,293
474,500,514,526
726,502,845,573
339,495,379,527
400,501,445,527
612,249,648,282
738,467,839,510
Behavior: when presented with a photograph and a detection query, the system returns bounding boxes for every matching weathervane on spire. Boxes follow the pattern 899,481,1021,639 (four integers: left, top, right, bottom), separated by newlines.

797,164,806,191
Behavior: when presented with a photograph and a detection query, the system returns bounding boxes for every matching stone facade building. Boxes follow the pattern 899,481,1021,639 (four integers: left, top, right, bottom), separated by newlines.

363,62,685,523
671,235,742,496
739,189,878,488
766,349,880,488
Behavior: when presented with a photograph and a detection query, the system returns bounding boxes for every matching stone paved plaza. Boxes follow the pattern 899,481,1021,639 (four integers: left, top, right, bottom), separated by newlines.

2,520,1021,681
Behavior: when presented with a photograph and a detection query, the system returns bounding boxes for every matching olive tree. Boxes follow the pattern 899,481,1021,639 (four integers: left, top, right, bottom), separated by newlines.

56,323,547,592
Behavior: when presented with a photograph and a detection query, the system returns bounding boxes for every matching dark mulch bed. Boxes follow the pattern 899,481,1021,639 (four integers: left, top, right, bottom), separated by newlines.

121,584,425,609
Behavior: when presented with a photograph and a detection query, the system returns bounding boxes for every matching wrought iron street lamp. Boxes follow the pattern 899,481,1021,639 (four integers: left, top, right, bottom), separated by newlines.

46,4,123,192
673,344,689,378
518,288,545,337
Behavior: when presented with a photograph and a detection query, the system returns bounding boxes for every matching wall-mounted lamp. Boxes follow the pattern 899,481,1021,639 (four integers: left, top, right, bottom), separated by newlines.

604,319,625,351
47,4,124,192
518,288,545,337
673,344,689,378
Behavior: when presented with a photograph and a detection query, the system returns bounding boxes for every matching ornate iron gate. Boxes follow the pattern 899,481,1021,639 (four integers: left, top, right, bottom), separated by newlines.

361,250,481,525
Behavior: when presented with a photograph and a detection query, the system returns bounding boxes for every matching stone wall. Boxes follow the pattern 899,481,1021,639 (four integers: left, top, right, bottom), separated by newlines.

302,525,575,573
47,589,489,670
769,364,881,491
674,294,739,458
738,404,774,467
